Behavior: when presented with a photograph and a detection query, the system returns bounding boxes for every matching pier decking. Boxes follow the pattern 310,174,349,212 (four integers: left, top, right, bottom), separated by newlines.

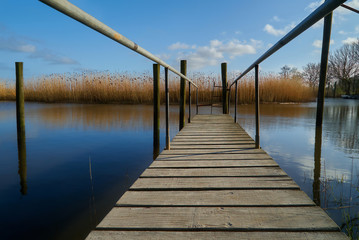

86,114,347,239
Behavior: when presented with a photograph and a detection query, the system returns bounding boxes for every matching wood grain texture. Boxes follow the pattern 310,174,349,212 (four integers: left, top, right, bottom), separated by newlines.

141,167,287,177
155,154,273,161
150,160,278,167
86,231,348,240
117,190,314,206
97,206,338,231
130,177,299,190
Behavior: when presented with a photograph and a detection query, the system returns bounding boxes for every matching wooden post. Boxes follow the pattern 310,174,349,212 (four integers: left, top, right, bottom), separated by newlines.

316,10,332,128
179,60,186,130
165,67,170,150
16,62,25,136
188,82,191,123
234,81,238,123
255,64,260,149
153,64,160,159
16,62,27,195
221,63,228,114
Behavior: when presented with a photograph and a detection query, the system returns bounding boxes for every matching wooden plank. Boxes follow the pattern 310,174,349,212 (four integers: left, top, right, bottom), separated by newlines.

170,144,255,149
141,167,287,177
117,190,315,206
86,231,348,240
150,160,278,167
172,140,254,144
160,149,266,155
173,137,253,140
130,177,299,190
155,154,273,161
97,206,339,231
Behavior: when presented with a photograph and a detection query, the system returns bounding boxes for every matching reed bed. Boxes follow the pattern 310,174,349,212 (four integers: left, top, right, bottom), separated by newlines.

0,71,315,104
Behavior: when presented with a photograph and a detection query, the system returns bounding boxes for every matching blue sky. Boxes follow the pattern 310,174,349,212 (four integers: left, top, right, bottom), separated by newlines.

0,0,358,80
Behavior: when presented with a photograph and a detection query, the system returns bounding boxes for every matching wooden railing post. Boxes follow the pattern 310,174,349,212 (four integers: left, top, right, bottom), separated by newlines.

255,64,260,149
234,81,238,123
179,60,186,130
316,10,333,128
188,82,191,123
165,67,170,150
221,62,228,114
153,64,160,159
16,62,27,195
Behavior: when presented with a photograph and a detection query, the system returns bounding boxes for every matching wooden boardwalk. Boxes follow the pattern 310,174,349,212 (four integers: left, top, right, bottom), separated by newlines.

86,114,347,239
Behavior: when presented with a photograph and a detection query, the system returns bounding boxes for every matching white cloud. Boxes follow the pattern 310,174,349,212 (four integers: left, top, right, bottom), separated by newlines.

342,37,358,45
0,35,78,65
168,42,195,50
312,39,334,48
336,0,359,15
155,53,171,60
0,37,36,53
263,23,296,36
176,39,261,70
307,0,359,17
338,30,347,35
272,16,281,22
29,49,78,65
306,0,324,12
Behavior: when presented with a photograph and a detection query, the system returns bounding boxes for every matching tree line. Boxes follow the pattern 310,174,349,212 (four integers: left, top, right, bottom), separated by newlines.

280,38,359,97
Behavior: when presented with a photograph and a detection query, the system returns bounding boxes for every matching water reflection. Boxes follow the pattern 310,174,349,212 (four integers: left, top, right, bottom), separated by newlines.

28,104,180,131
313,126,322,206
17,127,27,195
324,102,359,153
16,101,27,195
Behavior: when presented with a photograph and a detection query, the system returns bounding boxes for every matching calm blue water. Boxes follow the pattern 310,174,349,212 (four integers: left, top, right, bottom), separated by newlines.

0,99,358,239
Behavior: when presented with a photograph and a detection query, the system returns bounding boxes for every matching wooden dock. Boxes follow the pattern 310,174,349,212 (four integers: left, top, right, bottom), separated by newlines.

86,114,347,239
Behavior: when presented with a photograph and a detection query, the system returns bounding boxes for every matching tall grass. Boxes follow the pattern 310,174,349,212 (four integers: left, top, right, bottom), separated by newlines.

0,71,315,104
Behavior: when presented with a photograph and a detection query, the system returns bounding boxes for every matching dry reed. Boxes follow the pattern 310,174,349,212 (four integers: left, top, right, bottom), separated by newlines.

0,71,315,104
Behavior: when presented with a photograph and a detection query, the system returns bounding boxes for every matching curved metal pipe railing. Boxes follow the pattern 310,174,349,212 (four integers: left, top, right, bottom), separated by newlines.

228,0,346,149
39,0,198,88
229,0,347,89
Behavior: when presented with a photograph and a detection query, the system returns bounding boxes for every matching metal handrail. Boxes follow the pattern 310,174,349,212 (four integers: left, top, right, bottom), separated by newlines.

229,0,346,88
39,0,198,88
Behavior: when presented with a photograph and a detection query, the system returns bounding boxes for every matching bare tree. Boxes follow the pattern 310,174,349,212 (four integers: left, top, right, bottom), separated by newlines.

329,44,359,95
280,65,291,78
353,38,359,62
302,63,320,88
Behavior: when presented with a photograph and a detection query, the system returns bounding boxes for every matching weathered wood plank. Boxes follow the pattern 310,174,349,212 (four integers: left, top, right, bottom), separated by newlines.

172,140,254,144
130,177,299,190
170,144,255,149
160,149,266,155
117,190,314,206
150,160,278,167
155,154,273,161
173,137,253,141
141,167,287,177
97,206,339,231
86,231,348,240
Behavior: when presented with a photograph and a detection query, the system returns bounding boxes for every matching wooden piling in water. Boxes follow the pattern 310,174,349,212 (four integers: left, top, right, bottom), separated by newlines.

16,62,25,135
179,60,186,130
16,62,27,195
221,63,228,114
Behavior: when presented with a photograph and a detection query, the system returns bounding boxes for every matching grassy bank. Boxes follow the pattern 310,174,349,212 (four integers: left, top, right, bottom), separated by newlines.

0,71,315,104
